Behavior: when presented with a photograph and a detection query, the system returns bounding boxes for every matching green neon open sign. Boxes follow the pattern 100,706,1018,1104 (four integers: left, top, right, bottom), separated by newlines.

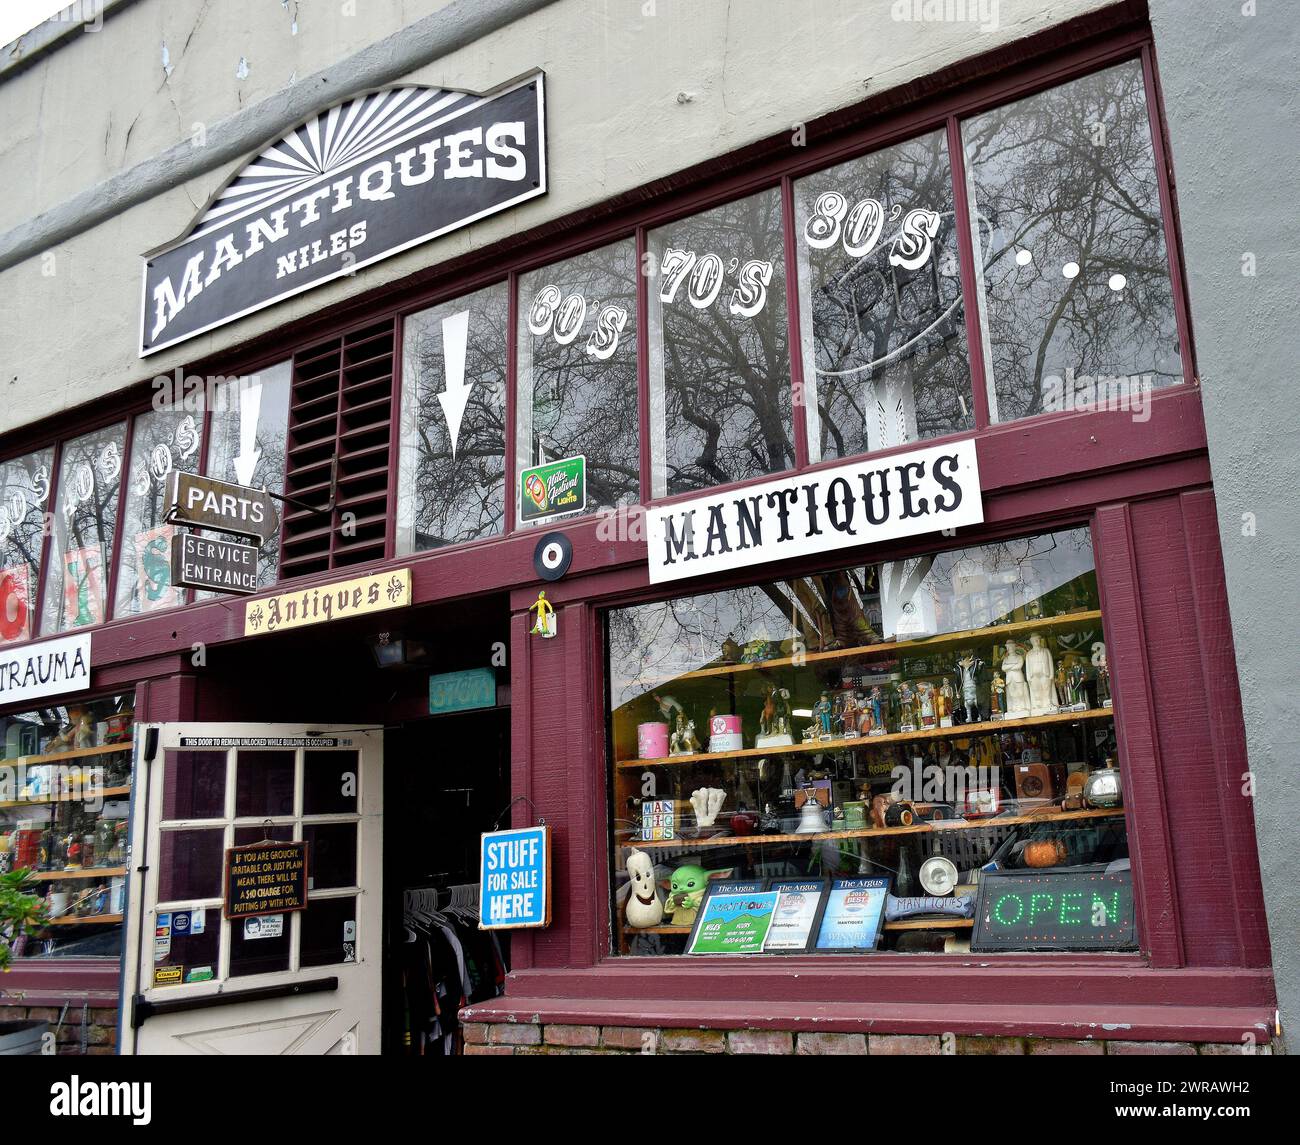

970,865,1136,951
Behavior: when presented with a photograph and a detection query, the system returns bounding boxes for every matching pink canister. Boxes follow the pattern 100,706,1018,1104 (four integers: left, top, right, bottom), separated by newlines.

638,722,669,759
709,714,743,752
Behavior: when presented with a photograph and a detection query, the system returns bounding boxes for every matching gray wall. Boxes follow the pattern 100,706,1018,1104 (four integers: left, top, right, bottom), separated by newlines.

1150,0,1300,1050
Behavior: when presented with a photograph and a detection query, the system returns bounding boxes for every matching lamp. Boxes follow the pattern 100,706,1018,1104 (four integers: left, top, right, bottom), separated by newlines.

367,631,430,669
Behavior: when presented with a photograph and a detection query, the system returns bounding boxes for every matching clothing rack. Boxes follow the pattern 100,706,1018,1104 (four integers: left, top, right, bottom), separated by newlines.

404,882,480,914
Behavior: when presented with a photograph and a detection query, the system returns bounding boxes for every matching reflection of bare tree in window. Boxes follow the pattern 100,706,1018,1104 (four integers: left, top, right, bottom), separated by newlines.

649,189,792,496
401,284,507,549
0,449,53,644
518,241,640,514
796,130,973,461
964,61,1182,423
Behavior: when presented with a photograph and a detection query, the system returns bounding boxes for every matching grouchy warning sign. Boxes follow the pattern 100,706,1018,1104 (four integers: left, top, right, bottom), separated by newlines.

223,841,309,920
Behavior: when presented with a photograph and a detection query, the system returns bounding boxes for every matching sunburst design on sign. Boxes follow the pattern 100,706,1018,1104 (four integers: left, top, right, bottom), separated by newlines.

195,86,474,235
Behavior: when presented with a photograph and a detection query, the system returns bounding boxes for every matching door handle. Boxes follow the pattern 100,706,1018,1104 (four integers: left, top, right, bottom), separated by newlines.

131,975,339,1028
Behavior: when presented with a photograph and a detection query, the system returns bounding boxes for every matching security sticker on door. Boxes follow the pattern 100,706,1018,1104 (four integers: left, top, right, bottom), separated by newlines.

479,825,551,930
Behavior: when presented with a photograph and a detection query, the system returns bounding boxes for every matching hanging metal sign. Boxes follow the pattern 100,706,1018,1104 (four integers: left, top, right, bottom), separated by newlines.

164,471,278,543
140,72,547,355
170,533,259,596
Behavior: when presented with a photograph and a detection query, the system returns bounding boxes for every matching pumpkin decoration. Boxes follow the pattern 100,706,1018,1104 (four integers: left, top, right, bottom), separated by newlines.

1023,838,1068,868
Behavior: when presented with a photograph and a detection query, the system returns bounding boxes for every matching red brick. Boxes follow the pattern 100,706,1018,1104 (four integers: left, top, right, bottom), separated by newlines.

465,1045,514,1055
490,1023,542,1046
957,1036,1025,1055
544,1024,600,1048
1107,1040,1197,1055
1198,1041,1272,1055
867,1034,940,1055
20,1007,61,1023
798,1032,868,1055
462,1023,490,1045
1027,1039,1104,1055
602,1026,658,1052
85,1024,115,1046
728,1029,794,1055
83,1046,117,1056
661,1028,726,1054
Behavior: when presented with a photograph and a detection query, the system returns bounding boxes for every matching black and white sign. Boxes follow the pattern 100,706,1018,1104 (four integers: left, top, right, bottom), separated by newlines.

140,73,547,355
645,439,983,585
164,471,278,543
171,533,259,595
0,632,92,705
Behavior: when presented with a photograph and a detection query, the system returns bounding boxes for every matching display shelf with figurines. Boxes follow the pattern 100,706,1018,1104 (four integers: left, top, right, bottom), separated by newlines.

0,693,135,958
607,528,1133,956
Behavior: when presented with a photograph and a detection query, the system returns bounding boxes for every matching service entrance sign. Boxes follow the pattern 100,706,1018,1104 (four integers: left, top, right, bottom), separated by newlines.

141,73,547,355
479,825,551,930
171,533,259,595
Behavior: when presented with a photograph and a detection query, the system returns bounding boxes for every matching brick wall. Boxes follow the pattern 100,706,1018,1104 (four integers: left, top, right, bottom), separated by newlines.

462,1021,1275,1056
1,1001,118,1055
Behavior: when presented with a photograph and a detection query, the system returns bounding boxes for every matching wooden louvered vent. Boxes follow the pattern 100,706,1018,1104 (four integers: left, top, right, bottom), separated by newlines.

279,319,396,579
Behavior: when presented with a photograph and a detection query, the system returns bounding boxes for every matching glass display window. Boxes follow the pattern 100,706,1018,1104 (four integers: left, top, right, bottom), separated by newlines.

0,692,135,958
0,447,54,647
607,528,1130,956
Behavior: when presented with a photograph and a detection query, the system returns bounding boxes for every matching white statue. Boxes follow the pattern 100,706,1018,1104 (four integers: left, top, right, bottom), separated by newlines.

625,849,664,928
1026,632,1060,715
1001,640,1030,718
690,787,726,828
1091,641,1111,706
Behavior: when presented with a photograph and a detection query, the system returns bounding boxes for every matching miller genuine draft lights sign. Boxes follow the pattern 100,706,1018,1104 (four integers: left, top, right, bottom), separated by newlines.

140,73,547,355
244,568,412,636
644,439,983,584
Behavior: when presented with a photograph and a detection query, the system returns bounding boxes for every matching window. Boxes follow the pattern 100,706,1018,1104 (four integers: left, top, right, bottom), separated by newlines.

397,283,508,551
0,693,134,958
41,423,127,635
963,60,1184,423
0,448,53,646
516,239,640,522
648,189,793,498
114,407,204,617
607,529,1130,956
795,129,974,461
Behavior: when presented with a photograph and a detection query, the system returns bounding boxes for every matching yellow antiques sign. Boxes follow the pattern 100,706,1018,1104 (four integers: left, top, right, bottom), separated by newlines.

244,569,412,636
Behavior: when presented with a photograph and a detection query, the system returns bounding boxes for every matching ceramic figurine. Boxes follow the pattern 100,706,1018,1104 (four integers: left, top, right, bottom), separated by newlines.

1026,633,1060,716
720,635,743,664
757,686,794,746
625,849,664,928
824,569,876,648
896,681,916,730
1001,641,1030,718
839,690,861,738
528,590,556,638
955,652,983,723
917,681,937,729
990,672,1006,719
70,708,95,750
868,685,887,734
856,691,875,736
669,713,701,756
664,863,732,927
812,691,834,739
937,679,954,727
1066,659,1088,709
1091,642,1111,706
689,787,726,828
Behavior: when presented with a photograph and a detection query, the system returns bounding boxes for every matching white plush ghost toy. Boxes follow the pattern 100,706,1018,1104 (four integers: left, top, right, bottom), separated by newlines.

625,849,664,928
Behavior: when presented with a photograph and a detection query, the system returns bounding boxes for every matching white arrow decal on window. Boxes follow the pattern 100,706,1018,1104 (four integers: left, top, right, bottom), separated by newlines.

233,382,263,486
437,310,473,459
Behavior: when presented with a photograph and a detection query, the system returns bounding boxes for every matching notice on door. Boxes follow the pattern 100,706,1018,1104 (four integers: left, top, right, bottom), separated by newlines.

223,841,309,920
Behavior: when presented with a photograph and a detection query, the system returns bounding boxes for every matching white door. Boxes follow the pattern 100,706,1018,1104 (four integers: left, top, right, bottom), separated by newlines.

120,724,382,1055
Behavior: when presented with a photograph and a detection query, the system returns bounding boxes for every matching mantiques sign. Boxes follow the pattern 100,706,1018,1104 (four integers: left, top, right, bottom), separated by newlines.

140,73,547,355
645,439,983,584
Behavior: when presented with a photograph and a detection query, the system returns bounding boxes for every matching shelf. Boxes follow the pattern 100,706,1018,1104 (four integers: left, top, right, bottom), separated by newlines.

616,707,1114,769
41,914,123,928
3,742,132,768
0,785,131,810
29,867,127,881
884,918,974,931
618,808,1125,850
669,610,1104,683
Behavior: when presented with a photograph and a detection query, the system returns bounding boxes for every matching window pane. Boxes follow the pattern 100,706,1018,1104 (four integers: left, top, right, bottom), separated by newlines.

795,130,973,462
229,911,290,977
648,189,792,497
152,914,219,986
114,407,203,617
0,447,53,646
963,61,1183,424
304,822,357,890
41,423,127,634
516,239,640,521
300,895,357,968
606,529,1130,957
201,362,291,595
158,828,224,901
235,750,295,817
162,751,227,820
233,823,293,845
303,750,358,815
397,283,507,551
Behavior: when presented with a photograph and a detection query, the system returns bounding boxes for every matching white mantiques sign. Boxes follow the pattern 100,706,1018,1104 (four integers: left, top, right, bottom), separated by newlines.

645,439,983,584
0,632,92,705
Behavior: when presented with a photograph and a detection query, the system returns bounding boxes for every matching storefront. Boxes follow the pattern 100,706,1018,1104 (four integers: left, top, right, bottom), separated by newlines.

0,11,1276,1055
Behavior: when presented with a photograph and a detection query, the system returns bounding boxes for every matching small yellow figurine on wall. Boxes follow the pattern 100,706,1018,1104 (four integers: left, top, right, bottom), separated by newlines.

529,590,557,638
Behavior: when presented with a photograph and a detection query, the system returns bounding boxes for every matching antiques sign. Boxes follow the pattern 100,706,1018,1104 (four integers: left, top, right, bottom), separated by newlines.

223,840,309,920
479,825,551,929
970,866,1137,951
141,74,547,355
0,632,91,706
165,471,278,543
171,533,259,595
244,568,412,636
645,439,983,584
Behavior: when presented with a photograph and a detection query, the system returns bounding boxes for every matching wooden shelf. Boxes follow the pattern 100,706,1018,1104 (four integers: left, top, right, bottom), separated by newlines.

616,707,1114,770
618,808,1124,850
884,918,974,931
669,610,1103,683
30,866,127,881
3,743,132,768
0,784,131,810
41,913,123,928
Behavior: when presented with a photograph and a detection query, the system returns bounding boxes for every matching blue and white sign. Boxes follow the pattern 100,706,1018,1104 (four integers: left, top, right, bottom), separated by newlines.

479,825,551,930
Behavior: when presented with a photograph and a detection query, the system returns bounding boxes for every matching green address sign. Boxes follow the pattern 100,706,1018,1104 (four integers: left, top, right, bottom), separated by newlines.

428,668,497,716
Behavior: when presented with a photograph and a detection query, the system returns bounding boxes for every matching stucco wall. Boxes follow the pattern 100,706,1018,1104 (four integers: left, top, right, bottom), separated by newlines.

0,0,1111,433
1149,0,1299,1047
